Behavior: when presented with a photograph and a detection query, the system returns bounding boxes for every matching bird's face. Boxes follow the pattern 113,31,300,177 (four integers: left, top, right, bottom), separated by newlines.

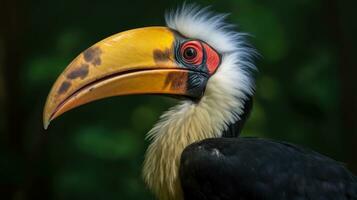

43,27,222,128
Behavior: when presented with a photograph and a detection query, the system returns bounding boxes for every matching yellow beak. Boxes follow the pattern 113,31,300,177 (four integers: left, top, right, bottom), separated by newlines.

43,27,194,129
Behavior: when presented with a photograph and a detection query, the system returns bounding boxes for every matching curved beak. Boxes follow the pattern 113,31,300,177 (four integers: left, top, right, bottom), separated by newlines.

43,27,196,129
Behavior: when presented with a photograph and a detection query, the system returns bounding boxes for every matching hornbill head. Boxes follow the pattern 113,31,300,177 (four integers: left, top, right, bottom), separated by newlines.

43,6,255,129
43,5,256,200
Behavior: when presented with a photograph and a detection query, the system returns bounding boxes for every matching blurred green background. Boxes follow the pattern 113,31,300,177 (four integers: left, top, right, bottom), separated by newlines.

1,0,356,199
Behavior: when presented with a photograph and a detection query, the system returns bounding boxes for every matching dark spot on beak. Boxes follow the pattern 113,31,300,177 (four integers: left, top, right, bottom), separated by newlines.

83,47,102,66
153,48,171,63
58,81,71,95
164,71,187,90
92,57,101,66
67,64,89,80
89,87,95,92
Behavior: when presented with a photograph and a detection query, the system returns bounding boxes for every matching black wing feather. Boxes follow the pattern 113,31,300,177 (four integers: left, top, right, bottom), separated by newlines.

180,137,357,200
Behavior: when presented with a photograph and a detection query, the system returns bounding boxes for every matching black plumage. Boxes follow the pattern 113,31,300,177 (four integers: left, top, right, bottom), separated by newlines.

180,96,357,200
180,137,357,200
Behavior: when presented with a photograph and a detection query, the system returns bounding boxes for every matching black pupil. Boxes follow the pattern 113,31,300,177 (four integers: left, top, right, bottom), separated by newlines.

183,47,197,60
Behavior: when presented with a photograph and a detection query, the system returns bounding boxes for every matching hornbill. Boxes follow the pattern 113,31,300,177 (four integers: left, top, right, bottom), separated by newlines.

43,5,357,200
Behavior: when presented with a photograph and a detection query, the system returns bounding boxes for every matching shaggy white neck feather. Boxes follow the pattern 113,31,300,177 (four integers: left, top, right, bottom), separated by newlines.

142,4,255,200
143,53,252,200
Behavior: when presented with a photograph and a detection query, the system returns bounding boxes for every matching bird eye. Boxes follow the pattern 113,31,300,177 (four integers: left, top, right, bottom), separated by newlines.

180,41,203,65
183,47,197,60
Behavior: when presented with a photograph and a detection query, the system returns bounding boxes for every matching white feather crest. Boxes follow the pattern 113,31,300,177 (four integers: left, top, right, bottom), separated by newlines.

165,3,256,97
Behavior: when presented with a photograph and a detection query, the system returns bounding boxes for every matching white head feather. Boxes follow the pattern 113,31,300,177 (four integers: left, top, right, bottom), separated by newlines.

143,4,257,200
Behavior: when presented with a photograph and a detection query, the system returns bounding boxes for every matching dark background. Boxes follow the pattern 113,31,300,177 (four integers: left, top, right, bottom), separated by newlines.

1,0,356,199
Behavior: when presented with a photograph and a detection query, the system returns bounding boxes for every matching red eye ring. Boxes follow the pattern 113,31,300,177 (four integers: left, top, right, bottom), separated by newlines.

180,41,203,65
